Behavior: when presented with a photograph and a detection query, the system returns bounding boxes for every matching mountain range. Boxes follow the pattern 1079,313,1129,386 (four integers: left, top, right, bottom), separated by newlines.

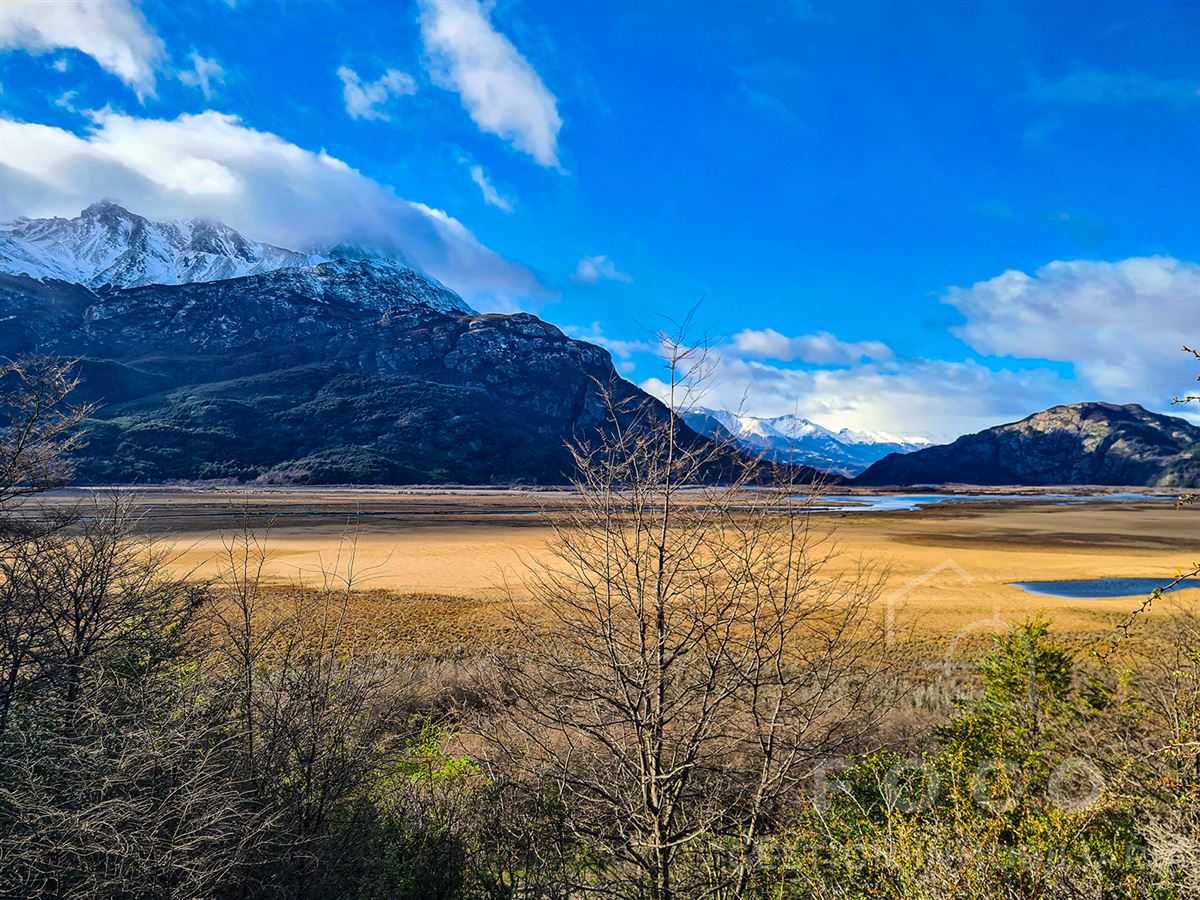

3,203,1196,488
856,402,1200,487
0,203,814,486
681,408,930,476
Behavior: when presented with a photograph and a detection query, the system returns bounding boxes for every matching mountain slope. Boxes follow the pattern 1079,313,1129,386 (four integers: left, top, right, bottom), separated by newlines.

0,251,812,484
0,264,637,483
856,402,1200,487
682,407,927,475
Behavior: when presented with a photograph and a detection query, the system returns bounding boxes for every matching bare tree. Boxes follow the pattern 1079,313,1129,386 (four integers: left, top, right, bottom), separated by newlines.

27,498,204,717
0,368,263,896
487,335,895,898
0,494,258,898
0,355,94,513
0,355,97,733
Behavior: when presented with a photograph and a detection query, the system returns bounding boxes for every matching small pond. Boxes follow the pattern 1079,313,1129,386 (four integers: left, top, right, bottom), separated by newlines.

1011,578,1200,599
815,492,1170,513
817,493,1033,512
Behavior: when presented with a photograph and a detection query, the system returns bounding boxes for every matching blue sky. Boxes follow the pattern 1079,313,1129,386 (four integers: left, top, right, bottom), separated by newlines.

2,0,1198,438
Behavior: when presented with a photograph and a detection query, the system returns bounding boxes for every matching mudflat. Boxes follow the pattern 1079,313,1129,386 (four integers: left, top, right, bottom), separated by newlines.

37,487,1200,650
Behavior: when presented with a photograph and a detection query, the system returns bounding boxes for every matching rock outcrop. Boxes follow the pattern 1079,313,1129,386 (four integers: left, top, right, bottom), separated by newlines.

856,402,1200,487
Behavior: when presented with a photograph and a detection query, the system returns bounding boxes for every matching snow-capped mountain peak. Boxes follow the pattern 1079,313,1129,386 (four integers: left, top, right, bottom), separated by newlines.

835,426,933,448
692,409,834,443
760,414,837,441
680,406,933,476
0,201,477,315
0,201,325,290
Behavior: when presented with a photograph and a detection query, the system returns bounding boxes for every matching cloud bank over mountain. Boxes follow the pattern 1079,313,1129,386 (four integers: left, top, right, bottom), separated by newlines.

0,110,545,310
641,350,1064,443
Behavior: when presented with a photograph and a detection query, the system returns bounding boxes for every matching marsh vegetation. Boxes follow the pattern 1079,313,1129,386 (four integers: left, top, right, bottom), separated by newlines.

2,353,1199,898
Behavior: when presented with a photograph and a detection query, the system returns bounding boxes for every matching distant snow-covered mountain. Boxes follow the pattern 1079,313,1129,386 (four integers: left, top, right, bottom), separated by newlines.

835,426,933,449
0,200,328,289
681,407,931,475
0,201,475,317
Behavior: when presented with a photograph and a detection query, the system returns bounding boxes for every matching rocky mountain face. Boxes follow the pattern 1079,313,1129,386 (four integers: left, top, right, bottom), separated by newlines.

0,203,804,486
682,407,928,475
0,271,635,483
856,402,1200,487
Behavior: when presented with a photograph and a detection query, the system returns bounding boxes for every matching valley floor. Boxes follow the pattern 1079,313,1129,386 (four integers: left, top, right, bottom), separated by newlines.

39,486,1200,654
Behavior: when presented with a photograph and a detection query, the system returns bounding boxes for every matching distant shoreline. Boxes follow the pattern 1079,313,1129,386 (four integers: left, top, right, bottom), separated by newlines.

50,482,1186,497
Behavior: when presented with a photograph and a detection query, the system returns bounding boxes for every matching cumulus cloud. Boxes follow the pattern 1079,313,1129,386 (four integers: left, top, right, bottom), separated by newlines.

0,110,544,309
418,0,562,167
731,328,893,365
945,256,1200,402
562,318,1076,441
1029,65,1200,108
694,254,1200,437
642,354,1067,442
337,65,417,121
572,255,632,285
566,321,1054,440
590,254,1200,439
0,0,165,100
178,52,226,101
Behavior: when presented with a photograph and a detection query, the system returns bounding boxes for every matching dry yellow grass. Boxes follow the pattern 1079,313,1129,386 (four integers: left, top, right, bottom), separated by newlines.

43,487,1200,653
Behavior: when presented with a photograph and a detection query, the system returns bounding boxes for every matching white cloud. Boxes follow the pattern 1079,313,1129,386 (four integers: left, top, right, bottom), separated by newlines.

337,65,417,121
54,90,79,112
0,0,165,100
567,250,1200,440
418,0,562,167
731,328,893,365
178,51,225,101
945,256,1200,403
642,354,1067,442
567,321,1043,441
0,110,545,310
465,161,513,211
572,254,632,285
566,321,1072,441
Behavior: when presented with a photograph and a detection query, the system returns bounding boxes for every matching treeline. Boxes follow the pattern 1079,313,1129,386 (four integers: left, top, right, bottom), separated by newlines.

1,353,1198,899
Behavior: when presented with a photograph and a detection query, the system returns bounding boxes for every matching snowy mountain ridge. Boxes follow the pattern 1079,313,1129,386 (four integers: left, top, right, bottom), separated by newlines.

680,406,931,475
241,257,473,316
0,201,325,289
835,426,933,448
0,201,474,316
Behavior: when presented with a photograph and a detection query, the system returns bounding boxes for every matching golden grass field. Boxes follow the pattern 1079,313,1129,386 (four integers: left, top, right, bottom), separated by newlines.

43,487,1200,654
